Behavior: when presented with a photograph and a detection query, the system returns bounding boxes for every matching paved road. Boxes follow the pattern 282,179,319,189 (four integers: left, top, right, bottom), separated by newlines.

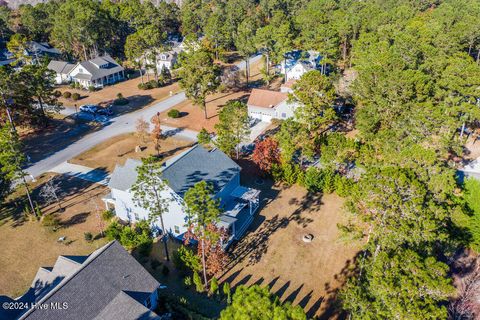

26,92,196,178
26,55,262,178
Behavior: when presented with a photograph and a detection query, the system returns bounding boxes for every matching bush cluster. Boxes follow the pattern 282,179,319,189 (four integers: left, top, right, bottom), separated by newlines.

138,80,164,90
105,220,153,255
167,109,180,118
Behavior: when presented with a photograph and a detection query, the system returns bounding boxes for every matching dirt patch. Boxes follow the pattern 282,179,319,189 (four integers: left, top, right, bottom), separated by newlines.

0,173,109,297
69,133,194,173
219,183,361,319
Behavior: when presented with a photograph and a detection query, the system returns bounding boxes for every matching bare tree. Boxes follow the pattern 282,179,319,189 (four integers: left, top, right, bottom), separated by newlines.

449,256,480,320
39,179,62,211
135,117,150,143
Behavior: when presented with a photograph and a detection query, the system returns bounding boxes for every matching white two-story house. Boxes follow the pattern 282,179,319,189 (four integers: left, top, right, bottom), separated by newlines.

103,145,260,246
279,50,323,81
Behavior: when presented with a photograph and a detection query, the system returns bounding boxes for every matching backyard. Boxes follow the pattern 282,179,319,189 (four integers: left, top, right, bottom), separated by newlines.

218,180,361,319
0,173,109,298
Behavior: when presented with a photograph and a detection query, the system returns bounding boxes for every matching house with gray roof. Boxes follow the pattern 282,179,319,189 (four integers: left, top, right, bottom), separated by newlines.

47,60,76,84
0,241,162,320
103,145,260,247
68,54,125,89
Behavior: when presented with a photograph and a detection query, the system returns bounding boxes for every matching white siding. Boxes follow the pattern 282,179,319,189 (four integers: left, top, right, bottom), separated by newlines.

274,101,298,120
111,184,189,236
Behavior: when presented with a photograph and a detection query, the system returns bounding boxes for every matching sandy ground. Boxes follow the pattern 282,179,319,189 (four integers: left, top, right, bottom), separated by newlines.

57,76,180,109
69,133,194,173
219,183,361,319
0,173,109,297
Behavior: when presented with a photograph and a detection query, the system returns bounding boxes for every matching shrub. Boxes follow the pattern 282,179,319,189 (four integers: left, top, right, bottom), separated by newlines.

117,92,124,100
282,163,299,186
62,91,71,99
173,245,202,274
193,271,204,292
197,128,212,146
184,276,192,288
101,210,114,221
138,80,160,90
303,167,323,192
334,175,354,197
88,85,95,92
71,93,80,101
223,282,231,304
209,277,219,296
84,232,93,242
167,109,180,118
53,90,62,97
41,214,59,231
105,221,123,240
162,265,170,276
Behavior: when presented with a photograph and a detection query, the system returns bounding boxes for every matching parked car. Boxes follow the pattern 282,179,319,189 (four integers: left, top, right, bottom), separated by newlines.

79,104,99,113
96,107,113,116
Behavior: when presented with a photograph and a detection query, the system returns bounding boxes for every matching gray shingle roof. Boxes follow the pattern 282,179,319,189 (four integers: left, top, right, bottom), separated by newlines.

76,55,124,81
47,60,75,75
161,145,241,196
93,292,160,320
108,145,241,197
18,241,160,320
108,158,142,191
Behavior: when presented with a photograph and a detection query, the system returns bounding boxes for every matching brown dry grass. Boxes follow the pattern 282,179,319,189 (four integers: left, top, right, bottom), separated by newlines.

69,133,194,173
57,76,181,109
0,173,109,297
219,184,361,319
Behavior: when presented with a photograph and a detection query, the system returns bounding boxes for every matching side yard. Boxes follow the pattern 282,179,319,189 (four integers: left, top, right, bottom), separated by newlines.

69,133,194,173
0,173,109,297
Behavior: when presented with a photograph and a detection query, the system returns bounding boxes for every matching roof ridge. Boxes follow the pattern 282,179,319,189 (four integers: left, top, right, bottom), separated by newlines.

19,241,117,319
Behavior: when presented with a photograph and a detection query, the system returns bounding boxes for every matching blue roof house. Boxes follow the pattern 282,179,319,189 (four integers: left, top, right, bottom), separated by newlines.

104,145,260,247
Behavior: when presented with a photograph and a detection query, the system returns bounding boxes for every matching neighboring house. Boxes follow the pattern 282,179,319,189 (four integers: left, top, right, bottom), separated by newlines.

0,241,162,320
25,41,61,60
143,50,177,72
279,50,322,81
69,55,125,89
247,88,299,122
280,79,296,93
104,145,260,246
47,60,75,84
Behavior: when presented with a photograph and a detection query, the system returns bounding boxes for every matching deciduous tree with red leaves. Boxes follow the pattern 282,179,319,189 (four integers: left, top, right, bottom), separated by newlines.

252,137,281,174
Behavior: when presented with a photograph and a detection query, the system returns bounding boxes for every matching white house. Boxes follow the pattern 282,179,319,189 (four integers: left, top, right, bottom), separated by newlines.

247,88,299,122
26,41,62,60
143,50,177,72
280,50,322,81
68,55,125,89
47,60,75,84
104,145,260,247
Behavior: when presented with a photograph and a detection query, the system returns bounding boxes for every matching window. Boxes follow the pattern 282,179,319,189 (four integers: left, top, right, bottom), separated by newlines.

281,113,287,118
174,225,180,234
79,68,83,73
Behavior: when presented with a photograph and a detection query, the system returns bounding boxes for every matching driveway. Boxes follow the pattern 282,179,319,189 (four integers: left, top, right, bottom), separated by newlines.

26,55,261,178
50,162,110,185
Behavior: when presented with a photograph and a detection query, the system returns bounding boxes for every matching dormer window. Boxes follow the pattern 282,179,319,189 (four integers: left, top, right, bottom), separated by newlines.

79,68,83,73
